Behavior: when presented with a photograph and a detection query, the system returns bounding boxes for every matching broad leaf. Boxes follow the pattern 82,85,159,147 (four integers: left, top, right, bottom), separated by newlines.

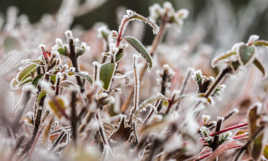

239,45,255,65
17,64,37,82
100,63,116,90
32,74,43,87
263,145,268,159
48,97,67,119
57,46,68,56
248,104,264,160
125,36,152,68
37,90,46,105
253,58,266,77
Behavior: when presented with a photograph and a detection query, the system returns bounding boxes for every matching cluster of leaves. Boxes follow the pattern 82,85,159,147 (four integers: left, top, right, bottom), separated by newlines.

2,1,268,161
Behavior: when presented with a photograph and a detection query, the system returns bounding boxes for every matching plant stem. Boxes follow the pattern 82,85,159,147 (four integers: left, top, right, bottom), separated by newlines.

204,67,232,98
210,123,248,137
121,12,168,112
69,39,84,93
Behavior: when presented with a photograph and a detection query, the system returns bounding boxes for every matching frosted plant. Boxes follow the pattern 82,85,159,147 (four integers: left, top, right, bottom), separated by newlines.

1,1,268,161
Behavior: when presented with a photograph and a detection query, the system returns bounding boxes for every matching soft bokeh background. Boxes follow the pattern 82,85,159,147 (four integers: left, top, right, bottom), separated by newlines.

1,0,268,46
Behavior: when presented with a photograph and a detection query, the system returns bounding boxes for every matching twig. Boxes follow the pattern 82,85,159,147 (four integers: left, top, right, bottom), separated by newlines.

70,91,77,145
129,56,139,123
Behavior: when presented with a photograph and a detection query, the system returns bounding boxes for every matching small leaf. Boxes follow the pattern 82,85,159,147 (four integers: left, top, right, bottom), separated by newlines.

48,97,67,119
253,58,266,77
19,77,33,87
253,40,268,47
239,45,255,65
10,78,19,89
32,74,43,87
100,63,116,90
115,48,124,62
212,51,236,66
50,75,57,84
37,90,46,105
17,64,37,82
126,10,159,34
248,104,264,160
57,46,68,56
251,134,264,160
263,145,268,159
125,36,152,68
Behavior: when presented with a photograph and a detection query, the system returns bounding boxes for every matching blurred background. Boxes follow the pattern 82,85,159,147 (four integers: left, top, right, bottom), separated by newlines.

0,0,268,48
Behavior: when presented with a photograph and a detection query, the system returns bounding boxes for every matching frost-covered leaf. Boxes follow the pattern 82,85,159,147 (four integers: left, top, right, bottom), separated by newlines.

125,36,152,68
100,63,116,90
248,105,260,137
17,64,37,82
115,49,124,62
212,51,236,66
110,117,133,142
32,74,43,87
248,104,264,160
126,10,159,34
253,40,268,47
239,45,255,65
48,96,67,119
263,145,268,159
37,90,46,105
251,134,264,160
253,58,266,77
57,46,68,56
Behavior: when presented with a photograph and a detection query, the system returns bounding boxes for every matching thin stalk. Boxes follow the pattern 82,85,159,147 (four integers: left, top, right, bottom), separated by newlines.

204,67,232,98
121,12,168,112
129,56,139,123
210,123,248,137
70,91,77,145
69,39,84,93
175,69,192,110
212,118,223,150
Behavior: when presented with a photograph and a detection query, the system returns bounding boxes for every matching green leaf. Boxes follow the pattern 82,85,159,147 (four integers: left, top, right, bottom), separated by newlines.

212,51,236,66
239,45,255,65
115,48,124,62
263,145,268,159
57,46,68,56
32,74,43,87
37,90,46,105
19,77,33,87
251,133,264,160
17,64,37,82
50,75,57,84
125,36,152,68
253,40,268,47
100,63,116,90
253,58,266,77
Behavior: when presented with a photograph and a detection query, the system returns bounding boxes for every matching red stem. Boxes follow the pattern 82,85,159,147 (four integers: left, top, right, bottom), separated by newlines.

210,123,248,136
